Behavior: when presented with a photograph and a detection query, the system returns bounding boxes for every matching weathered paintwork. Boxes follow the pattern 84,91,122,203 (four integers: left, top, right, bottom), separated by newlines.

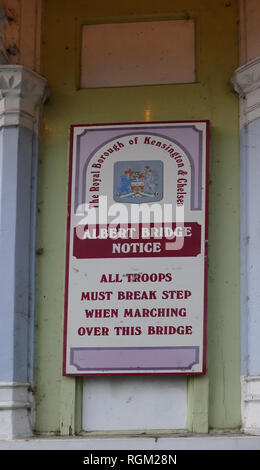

35,0,240,434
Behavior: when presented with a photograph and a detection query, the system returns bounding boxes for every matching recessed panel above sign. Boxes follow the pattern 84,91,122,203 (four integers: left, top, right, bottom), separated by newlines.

81,20,195,88
63,121,209,375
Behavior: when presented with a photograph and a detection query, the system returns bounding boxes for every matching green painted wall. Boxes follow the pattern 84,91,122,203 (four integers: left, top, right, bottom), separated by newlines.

35,0,240,434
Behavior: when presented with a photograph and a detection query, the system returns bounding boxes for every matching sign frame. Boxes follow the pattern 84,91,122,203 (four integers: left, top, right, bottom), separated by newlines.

63,120,209,376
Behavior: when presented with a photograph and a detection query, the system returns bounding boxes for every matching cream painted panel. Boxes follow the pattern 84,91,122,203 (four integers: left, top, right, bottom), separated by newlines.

83,376,187,431
81,20,195,88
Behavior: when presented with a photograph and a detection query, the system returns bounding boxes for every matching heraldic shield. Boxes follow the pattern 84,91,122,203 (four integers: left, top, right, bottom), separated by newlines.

114,160,163,204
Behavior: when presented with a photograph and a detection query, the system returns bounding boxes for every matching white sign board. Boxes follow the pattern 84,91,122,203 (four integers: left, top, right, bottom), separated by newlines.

63,121,209,375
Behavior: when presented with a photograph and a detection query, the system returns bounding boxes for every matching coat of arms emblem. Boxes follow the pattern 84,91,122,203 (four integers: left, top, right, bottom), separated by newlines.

114,160,163,203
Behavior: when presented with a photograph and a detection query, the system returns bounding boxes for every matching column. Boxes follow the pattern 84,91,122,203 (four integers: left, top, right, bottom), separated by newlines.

231,57,260,435
0,65,48,439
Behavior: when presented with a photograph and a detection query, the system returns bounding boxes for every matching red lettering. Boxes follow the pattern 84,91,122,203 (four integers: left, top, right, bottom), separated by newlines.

114,326,142,335
148,325,192,335
77,327,109,336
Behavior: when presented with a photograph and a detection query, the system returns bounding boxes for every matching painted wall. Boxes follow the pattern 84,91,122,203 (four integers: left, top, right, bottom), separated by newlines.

35,0,240,434
0,0,43,72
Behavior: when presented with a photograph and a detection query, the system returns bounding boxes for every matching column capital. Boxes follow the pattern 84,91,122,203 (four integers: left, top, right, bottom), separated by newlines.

0,65,49,132
231,57,260,125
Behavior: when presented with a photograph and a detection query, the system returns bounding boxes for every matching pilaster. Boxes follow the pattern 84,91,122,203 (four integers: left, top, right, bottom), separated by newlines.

0,64,48,438
231,57,260,435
